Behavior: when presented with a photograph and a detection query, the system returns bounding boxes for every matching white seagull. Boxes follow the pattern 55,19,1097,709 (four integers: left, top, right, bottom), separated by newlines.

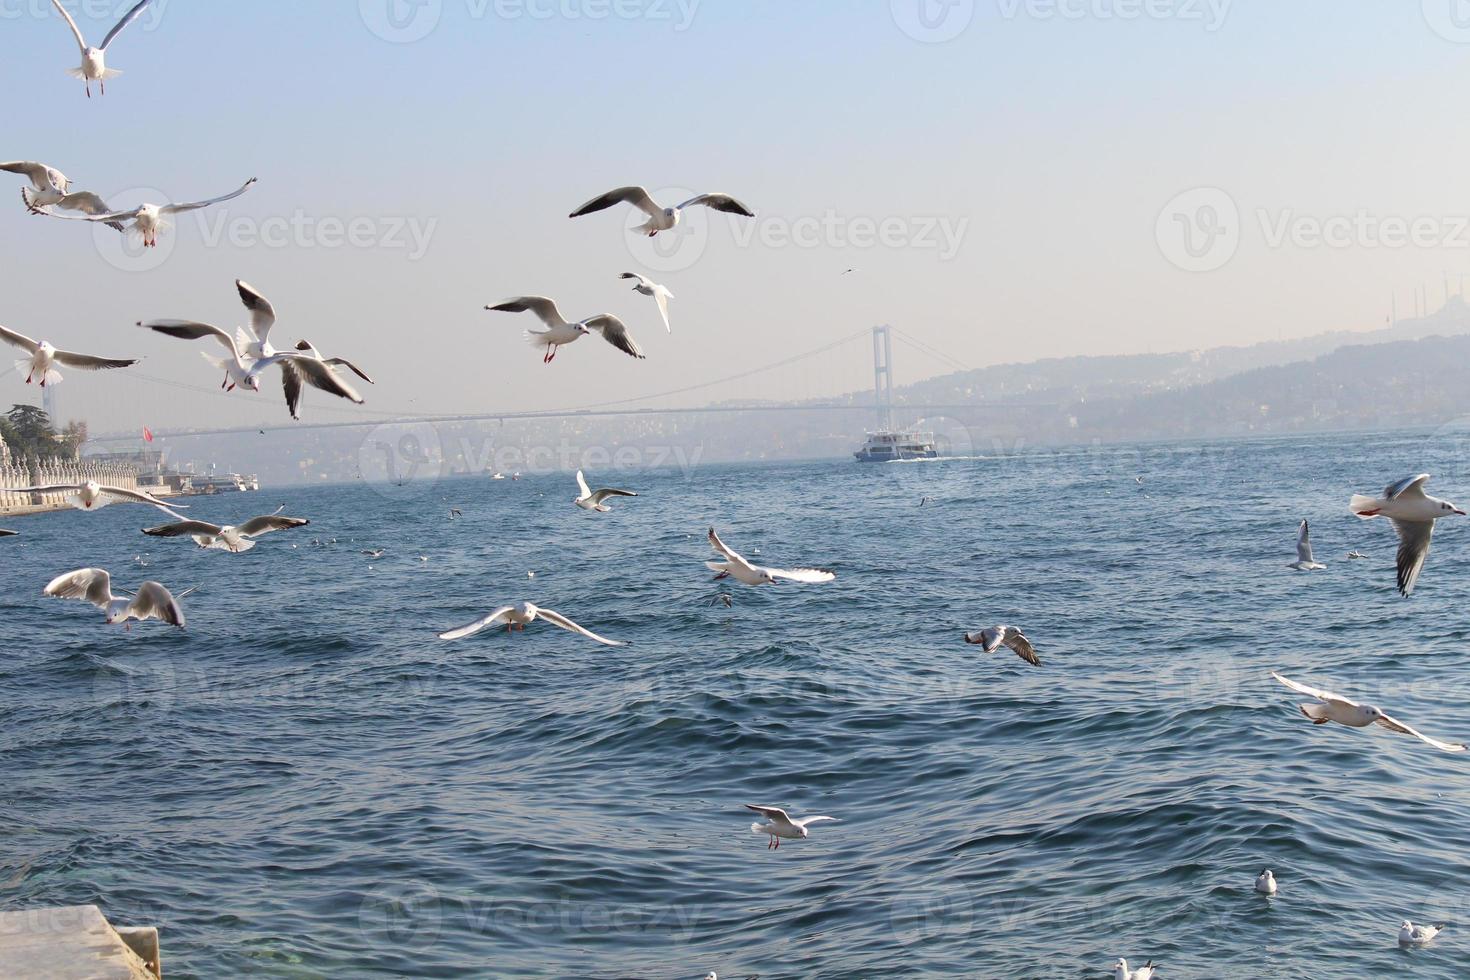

1288,519,1326,571
573,470,637,513
569,186,755,238
1,161,123,228
1255,870,1277,895
1350,474,1464,596
705,527,835,586
43,567,191,628
0,323,136,387
40,177,256,248
51,0,156,97
141,506,309,553
744,804,837,850
1113,959,1157,980
1271,672,1467,753
15,480,176,512
437,601,626,646
619,272,674,332
1399,921,1445,947
486,296,646,363
963,625,1041,666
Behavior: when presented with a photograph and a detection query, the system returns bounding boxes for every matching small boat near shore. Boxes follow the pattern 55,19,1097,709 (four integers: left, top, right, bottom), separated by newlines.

854,429,939,462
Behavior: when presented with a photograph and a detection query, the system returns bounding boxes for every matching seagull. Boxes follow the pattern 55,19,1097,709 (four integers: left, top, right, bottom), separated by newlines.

486,296,646,363
705,527,835,586
0,323,136,387
1271,672,1466,753
569,186,755,238
362,548,386,559
1347,551,1368,560
50,0,155,97
1113,959,1156,980
1350,474,1464,596
141,506,308,553
449,508,463,518
437,601,626,646
282,341,370,420
15,480,175,512
574,470,637,512
619,272,673,332
744,805,837,850
0,529,17,537
40,177,256,248
1,161,123,228
1256,870,1277,895
1399,921,1445,947
43,567,191,628
963,626,1041,666
1288,519,1326,571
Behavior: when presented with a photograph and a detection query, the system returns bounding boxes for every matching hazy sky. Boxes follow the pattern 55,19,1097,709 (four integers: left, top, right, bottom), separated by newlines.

5,0,1470,433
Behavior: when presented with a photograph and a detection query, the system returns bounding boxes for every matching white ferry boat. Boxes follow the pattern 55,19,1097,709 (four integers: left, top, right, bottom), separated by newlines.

853,430,939,463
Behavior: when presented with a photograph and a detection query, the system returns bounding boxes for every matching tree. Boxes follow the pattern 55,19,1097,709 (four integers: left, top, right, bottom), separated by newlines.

2,405,62,460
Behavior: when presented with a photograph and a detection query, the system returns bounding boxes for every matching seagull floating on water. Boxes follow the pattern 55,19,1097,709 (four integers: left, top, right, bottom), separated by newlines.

619,272,673,332
1288,519,1326,571
141,506,309,553
1113,959,1156,980
1350,474,1464,596
50,0,155,97
744,804,837,850
964,625,1041,666
0,323,136,387
41,177,256,248
1256,870,1276,895
705,527,835,586
574,470,637,513
438,601,626,646
1399,921,1445,947
1,161,123,227
486,296,646,363
1271,671,1466,753
1347,550,1368,560
569,186,755,238
43,567,191,628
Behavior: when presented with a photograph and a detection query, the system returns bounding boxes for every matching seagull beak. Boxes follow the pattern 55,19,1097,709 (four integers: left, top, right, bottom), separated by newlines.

1456,509,1466,516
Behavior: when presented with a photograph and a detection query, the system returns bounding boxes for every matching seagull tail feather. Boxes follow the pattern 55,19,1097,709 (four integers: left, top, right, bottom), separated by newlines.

1350,494,1382,518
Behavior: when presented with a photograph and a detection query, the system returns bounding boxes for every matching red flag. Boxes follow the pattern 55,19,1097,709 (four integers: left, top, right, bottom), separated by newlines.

142,427,154,443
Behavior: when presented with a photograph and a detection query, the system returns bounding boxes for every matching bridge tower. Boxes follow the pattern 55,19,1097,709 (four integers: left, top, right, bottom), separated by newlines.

42,385,56,423
872,324,894,431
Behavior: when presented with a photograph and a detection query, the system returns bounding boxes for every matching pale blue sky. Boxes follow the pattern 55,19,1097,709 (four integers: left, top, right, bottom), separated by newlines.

4,1,1470,431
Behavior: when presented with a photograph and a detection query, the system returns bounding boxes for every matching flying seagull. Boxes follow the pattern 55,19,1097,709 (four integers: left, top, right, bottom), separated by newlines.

15,480,176,512
0,529,17,537
1288,519,1326,571
1399,921,1445,947
1255,870,1276,895
705,527,835,586
1113,960,1157,980
437,601,626,646
574,470,637,512
1271,671,1466,753
486,296,646,363
1350,474,1464,596
619,272,673,332
1,161,123,228
43,567,191,628
141,506,308,553
51,0,156,97
0,323,136,387
963,625,1041,666
744,804,837,850
41,177,256,248
282,340,373,419
569,186,755,238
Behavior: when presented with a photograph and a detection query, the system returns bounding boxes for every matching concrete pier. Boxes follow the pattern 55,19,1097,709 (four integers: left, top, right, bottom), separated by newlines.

0,905,161,979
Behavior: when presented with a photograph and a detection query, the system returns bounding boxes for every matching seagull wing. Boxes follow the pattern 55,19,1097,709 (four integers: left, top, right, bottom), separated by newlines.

794,815,838,828
744,804,791,823
37,203,142,224
237,514,309,537
0,325,41,355
676,193,756,217
570,186,659,219
964,627,1004,651
1003,627,1041,666
322,356,375,384
96,484,177,508
131,581,185,626
50,0,88,53
280,362,305,420
1297,520,1314,564
99,0,154,50
0,162,53,187
139,320,243,358
44,567,112,609
653,286,672,333
235,280,277,344
54,192,126,231
1391,519,1435,597
1375,711,1468,753
277,354,364,405
142,519,223,538
159,178,257,215
486,296,568,329
438,606,515,641
52,350,137,371
589,488,637,504
535,607,627,647
575,470,592,498
583,314,645,359
1270,671,1358,707
766,567,837,584
1386,474,1432,500
619,271,654,288
708,527,750,567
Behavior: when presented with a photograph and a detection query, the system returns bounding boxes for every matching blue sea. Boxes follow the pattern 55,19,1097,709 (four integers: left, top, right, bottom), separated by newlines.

4,429,1470,978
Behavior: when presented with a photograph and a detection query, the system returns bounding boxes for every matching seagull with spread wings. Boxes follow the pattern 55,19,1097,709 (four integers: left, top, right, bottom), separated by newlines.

705,527,835,586
282,340,373,420
618,272,674,332
1350,474,1464,596
486,296,646,363
39,177,256,248
50,0,156,97
569,186,755,238
1287,519,1326,571
1271,671,1466,753
573,470,637,513
0,323,136,387
141,506,309,553
437,601,626,646
0,161,123,228
744,805,838,850
964,625,1041,666
15,480,176,513
43,567,191,628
